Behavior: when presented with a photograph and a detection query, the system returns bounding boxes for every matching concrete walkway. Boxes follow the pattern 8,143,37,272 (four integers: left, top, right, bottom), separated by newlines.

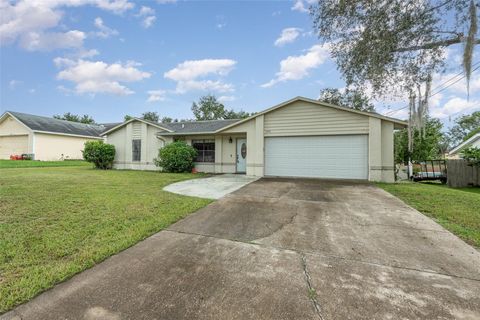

3,178,479,320
163,174,259,199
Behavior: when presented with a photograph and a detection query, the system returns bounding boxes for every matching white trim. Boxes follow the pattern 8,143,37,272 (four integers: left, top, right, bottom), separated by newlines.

449,133,480,154
216,96,408,133
101,118,173,136
0,133,29,137
32,130,103,139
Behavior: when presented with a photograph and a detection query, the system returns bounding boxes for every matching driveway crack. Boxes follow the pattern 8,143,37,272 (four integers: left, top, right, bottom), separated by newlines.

301,254,325,320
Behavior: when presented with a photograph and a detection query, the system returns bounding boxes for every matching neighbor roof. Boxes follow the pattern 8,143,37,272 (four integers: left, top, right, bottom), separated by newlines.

449,133,480,155
217,96,408,133
3,111,107,138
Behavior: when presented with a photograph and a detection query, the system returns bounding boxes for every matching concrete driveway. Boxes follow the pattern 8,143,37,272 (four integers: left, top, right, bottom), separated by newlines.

3,178,480,320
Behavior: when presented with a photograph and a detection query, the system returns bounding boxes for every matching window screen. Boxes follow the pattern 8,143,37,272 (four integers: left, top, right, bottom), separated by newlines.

132,139,141,161
192,139,215,162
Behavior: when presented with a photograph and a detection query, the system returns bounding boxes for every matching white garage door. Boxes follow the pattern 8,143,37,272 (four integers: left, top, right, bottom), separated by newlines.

265,135,368,179
0,135,29,159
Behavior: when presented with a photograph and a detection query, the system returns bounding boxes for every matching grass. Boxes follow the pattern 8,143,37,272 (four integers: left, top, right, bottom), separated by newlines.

377,181,480,248
0,166,212,313
0,160,89,169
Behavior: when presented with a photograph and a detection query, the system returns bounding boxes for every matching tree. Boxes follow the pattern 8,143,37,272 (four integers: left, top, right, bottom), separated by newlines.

318,88,375,112
310,0,479,98
448,111,480,146
161,116,173,123
224,109,251,119
191,95,227,120
54,112,96,124
191,95,251,120
142,111,160,122
124,115,133,121
394,118,446,163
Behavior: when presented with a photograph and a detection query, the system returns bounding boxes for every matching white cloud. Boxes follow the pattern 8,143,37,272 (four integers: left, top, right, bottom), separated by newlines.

55,58,151,95
19,30,85,51
142,16,156,28
156,0,177,3
262,44,331,88
0,0,133,50
274,27,301,47
147,90,167,102
9,80,22,89
218,95,236,102
164,59,237,93
138,6,155,16
291,0,316,13
135,6,156,28
431,97,480,119
93,17,118,38
432,71,480,96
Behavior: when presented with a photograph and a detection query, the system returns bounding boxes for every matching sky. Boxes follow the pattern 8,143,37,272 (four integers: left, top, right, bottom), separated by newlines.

1,0,479,127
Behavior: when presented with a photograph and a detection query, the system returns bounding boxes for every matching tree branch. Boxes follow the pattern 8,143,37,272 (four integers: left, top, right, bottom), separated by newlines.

394,37,480,52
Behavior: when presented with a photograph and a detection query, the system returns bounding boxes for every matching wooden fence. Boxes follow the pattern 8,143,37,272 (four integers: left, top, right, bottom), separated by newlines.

447,159,480,187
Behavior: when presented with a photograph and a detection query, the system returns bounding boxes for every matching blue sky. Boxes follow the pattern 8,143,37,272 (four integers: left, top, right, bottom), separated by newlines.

1,0,479,127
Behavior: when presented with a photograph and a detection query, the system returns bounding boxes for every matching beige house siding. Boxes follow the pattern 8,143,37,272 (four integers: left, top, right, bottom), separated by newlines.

264,100,369,136
0,135,29,159
33,133,96,161
105,120,165,170
0,114,32,158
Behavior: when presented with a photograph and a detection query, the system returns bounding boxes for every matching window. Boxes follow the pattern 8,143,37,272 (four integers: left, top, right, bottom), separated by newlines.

192,139,215,162
132,139,141,161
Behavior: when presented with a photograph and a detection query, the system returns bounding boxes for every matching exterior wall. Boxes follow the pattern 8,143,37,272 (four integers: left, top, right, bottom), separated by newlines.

381,121,395,182
33,133,97,161
105,120,165,170
0,114,33,158
264,100,369,136
0,135,29,159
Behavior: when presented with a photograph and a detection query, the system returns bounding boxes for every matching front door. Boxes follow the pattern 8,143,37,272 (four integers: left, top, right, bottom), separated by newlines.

236,138,247,173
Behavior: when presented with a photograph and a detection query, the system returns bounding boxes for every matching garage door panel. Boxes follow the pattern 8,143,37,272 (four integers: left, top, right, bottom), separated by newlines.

0,135,29,159
265,135,368,179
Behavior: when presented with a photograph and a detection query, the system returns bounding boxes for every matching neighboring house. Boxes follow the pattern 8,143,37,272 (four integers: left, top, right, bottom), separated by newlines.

448,133,480,159
0,111,115,160
103,97,407,182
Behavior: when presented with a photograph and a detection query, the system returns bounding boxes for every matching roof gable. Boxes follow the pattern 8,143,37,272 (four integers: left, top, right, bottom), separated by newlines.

449,133,480,154
217,96,408,133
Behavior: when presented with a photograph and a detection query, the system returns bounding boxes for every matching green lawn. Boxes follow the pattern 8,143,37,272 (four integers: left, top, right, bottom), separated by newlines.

0,159,89,168
377,182,480,248
0,167,211,313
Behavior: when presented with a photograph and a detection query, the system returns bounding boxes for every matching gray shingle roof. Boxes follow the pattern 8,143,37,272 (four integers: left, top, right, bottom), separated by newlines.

160,119,241,134
7,111,107,137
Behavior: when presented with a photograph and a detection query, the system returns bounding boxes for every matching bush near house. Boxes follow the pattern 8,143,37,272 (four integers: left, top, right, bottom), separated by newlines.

155,141,197,173
82,141,116,169
461,146,480,165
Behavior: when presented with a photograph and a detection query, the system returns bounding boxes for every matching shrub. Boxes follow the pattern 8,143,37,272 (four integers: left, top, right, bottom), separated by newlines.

461,146,480,166
155,141,197,173
82,141,116,169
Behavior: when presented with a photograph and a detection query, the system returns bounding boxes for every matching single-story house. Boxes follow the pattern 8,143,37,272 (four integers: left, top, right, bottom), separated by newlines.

448,133,480,159
0,111,115,160
102,97,407,182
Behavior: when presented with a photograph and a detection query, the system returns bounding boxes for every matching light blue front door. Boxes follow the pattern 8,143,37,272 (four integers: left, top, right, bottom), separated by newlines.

236,138,247,173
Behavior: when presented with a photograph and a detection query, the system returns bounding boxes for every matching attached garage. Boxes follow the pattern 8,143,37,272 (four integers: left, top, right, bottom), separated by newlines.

265,135,368,179
0,135,29,159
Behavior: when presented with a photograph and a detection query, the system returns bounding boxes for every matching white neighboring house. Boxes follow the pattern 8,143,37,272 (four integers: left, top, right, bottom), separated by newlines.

0,111,115,161
102,96,407,182
448,133,480,159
